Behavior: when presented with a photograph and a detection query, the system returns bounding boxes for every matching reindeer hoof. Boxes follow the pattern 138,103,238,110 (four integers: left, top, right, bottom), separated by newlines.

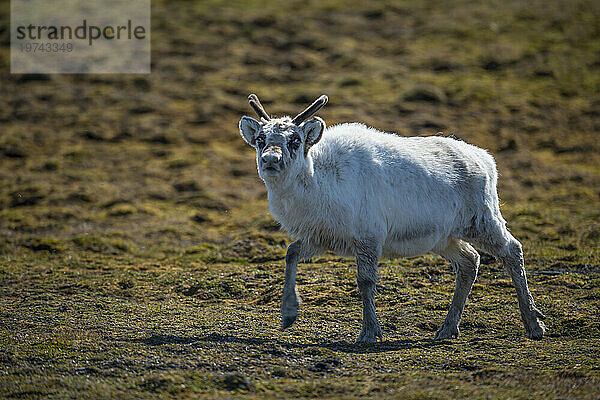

525,319,546,340
281,314,297,330
355,326,383,344
434,324,459,340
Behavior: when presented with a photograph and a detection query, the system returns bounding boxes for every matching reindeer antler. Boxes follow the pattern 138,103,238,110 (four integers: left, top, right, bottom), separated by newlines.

248,94,270,121
292,95,328,125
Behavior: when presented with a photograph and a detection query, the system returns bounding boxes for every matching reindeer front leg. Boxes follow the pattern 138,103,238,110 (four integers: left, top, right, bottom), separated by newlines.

281,239,305,329
355,238,383,343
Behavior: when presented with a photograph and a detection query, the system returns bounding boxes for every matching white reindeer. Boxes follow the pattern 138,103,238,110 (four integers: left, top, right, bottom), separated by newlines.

238,94,546,343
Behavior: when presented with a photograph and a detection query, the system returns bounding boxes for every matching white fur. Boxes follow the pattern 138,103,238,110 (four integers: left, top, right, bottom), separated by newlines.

266,123,500,258
239,115,546,343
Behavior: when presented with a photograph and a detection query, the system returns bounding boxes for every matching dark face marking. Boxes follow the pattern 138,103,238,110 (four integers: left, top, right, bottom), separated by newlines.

257,119,305,158
287,134,302,158
255,133,266,150
253,118,313,178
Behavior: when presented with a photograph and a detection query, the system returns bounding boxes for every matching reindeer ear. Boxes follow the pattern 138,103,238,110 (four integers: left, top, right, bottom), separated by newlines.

239,116,261,147
300,116,325,148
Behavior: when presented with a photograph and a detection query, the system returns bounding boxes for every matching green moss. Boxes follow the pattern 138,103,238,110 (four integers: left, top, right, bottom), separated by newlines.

21,237,67,253
185,242,238,264
30,339,73,358
107,204,137,217
72,235,136,254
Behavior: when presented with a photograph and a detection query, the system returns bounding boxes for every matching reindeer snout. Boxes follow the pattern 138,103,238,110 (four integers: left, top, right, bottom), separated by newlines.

261,146,283,170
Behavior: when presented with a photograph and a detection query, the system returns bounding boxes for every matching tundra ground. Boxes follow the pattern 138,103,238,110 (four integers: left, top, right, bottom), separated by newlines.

1,0,599,398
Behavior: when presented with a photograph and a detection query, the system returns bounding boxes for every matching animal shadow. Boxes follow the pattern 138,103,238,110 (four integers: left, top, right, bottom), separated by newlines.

130,332,444,354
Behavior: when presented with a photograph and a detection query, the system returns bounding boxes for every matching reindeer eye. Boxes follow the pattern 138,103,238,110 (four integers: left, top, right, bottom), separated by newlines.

255,135,266,147
290,137,301,148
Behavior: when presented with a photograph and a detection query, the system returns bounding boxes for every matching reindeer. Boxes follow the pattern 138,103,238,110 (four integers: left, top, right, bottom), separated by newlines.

238,94,546,343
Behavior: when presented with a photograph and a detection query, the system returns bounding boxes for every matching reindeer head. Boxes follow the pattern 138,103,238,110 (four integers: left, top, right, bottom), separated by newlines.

239,94,328,181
